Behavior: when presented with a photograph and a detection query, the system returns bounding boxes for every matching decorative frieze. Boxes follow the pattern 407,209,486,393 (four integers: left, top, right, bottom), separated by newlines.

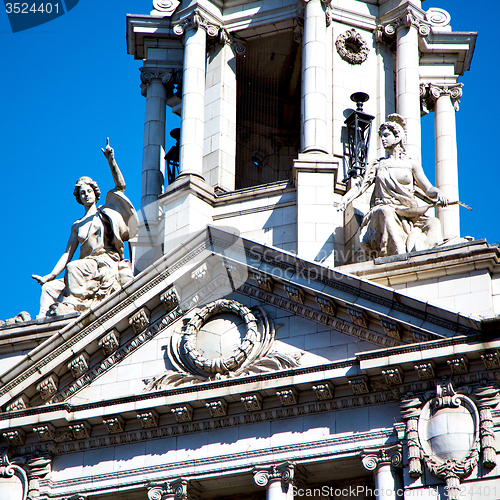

205,399,228,417
312,382,334,400
284,284,305,304
481,350,500,370
160,286,180,312
315,295,336,316
252,272,274,292
69,422,92,440
380,319,401,340
67,352,90,379
129,307,151,333
103,415,125,434
191,262,211,288
414,361,435,380
172,404,193,423
36,374,59,401
241,393,263,412
277,387,298,406
348,376,370,395
447,356,469,374
347,307,367,328
2,429,25,445
137,410,159,429
381,367,403,386
6,394,29,412
33,423,56,442
98,329,121,356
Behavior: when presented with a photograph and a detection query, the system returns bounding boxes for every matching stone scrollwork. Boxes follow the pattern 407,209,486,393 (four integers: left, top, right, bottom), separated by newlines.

253,462,295,489
152,0,180,17
147,299,301,389
147,479,188,500
173,10,220,37
361,444,403,471
375,8,431,44
420,83,463,113
335,29,369,65
425,8,451,29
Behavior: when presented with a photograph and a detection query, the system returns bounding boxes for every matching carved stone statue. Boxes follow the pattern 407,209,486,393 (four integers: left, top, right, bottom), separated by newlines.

32,139,138,317
338,114,448,259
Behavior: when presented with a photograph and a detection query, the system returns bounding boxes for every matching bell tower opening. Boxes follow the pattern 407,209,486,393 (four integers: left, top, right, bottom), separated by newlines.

235,30,301,189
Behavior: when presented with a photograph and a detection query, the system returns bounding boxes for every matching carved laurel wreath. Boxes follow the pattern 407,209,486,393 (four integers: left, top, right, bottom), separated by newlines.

335,29,369,65
182,299,259,375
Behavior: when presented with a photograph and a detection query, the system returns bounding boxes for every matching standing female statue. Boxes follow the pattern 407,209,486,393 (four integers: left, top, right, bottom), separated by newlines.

338,114,448,258
32,139,138,317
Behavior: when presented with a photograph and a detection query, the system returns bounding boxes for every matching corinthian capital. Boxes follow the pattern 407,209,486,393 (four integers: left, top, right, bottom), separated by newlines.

173,10,220,37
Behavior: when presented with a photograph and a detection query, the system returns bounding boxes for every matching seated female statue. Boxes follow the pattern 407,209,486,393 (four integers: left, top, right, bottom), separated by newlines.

338,114,448,259
32,139,138,317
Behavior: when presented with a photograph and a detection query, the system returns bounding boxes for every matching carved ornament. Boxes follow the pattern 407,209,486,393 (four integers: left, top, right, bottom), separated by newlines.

129,306,151,333
381,366,403,386
171,405,193,423
348,376,370,395
33,424,55,442
160,286,180,312
414,361,435,380
151,0,180,17
69,422,92,440
253,462,295,488
284,284,305,304
312,382,334,400
420,82,463,112
67,352,90,379
277,387,298,406
6,394,30,412
335,29,369,65
315,295,336,316
98,329,120,356
148,479,188,500
205,399,228,417
173,10,220,37
241,393,263,412
137,410,159,429
36,374,59,401
375,8,431,45
103,415,125,434
481,350,500,370
361,444,402,471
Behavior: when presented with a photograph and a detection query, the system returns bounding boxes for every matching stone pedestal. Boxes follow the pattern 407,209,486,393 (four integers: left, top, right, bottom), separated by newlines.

300,0,328,154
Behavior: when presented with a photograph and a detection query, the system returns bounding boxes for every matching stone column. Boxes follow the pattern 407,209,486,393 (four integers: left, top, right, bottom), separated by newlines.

140,68,170,210
361,445,402,500
431,83,462,239
253,462,296,500
300,0,330,154
174,12,219,179
378,11,430,162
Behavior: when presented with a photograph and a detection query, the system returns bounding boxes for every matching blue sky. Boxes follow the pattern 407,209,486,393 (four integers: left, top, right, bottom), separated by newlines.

0,0,498,320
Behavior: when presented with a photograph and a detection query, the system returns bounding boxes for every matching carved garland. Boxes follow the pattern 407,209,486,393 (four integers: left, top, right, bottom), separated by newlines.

335,29,369,65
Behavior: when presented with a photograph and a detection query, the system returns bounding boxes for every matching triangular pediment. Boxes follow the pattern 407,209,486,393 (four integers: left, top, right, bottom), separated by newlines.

0,226,481,417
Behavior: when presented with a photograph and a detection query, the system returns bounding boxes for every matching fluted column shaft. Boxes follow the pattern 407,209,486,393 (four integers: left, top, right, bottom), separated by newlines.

434,91,460,239
141,76,167,210
396,23,420,162
301,0,328,153
179,23,207,178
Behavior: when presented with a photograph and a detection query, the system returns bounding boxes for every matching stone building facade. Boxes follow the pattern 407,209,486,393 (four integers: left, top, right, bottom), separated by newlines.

1,1,500,500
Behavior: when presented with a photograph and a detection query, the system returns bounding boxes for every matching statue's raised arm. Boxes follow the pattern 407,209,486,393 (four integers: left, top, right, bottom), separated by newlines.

32,139,138,318
102,137,126,192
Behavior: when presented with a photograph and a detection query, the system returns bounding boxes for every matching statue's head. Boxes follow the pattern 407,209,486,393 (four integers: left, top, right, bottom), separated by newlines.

379,113,406,151
74,176,101,205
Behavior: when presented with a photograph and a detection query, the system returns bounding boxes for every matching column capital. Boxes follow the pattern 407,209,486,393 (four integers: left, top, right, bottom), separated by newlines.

375,8,431,43
173,9,220,37
147,479,200,500
295,0,333,40
361,445,403,471
139,67,181,97
253,462,296,488
420,82,463,112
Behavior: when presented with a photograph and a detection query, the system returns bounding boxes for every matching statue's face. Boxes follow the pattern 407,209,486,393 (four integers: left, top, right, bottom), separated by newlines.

79,183,96,207
380,127,399,150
